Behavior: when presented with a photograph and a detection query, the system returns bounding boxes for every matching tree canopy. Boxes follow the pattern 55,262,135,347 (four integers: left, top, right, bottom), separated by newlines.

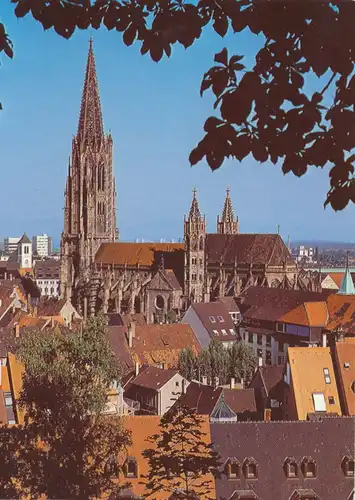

179,339,257,386
142,404,220,499
2,1,355,209
0,314,131,499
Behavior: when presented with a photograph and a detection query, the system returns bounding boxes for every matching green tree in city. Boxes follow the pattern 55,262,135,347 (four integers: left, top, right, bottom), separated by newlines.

12,313,131,499
2,2,355,209
142,403,220,499
178,346,197,381
228,341,257,386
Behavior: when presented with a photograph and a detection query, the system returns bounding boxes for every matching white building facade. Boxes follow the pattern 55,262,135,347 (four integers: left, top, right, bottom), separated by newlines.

4,237,20,256
32,234,52,257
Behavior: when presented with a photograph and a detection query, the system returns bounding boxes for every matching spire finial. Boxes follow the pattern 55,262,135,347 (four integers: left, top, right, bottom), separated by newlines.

159,253,164,271
347,250,350,269
189,188,201,219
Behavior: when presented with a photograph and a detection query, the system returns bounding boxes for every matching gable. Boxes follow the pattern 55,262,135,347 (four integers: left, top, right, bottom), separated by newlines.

147,271,174,292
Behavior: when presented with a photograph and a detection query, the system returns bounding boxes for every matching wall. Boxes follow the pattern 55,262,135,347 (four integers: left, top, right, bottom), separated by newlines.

182,307,211,349
160,373,190,415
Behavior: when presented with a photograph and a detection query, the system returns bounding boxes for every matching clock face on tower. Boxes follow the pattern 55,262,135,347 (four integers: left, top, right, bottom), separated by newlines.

24,259,29,266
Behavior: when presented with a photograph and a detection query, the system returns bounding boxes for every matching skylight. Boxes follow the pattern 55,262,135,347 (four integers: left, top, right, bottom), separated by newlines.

209,316,216,323
312,393,326,412
323,368,331,384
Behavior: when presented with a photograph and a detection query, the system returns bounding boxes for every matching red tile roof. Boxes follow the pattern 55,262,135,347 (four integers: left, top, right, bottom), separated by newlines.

128,366,178,391
95,242,184,267
191,302,237,341
334,339,355,415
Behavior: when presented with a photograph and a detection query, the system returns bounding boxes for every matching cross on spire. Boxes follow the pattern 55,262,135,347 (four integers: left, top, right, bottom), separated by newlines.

189,188,201,219
77,38,104,147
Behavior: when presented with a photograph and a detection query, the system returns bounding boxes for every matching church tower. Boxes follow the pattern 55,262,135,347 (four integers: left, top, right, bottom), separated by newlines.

60,39,117,305
184,189,206,304
217,187,239,234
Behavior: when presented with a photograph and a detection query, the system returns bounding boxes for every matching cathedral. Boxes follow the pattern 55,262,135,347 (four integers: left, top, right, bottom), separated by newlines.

60,40,312,323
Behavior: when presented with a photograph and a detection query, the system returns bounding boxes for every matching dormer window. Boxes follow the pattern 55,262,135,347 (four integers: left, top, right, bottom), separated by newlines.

301,457,317,478
225,458,241,480
284,457,298,478
243,458,258,479
217,316,225,323
342,456,355,477
124,456,138,478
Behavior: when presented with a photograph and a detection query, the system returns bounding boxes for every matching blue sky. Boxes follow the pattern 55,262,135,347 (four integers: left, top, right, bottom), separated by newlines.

0,4,353,247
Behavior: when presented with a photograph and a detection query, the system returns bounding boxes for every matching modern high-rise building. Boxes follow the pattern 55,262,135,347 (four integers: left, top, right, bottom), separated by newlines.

32,234,52,257
4,237,21,256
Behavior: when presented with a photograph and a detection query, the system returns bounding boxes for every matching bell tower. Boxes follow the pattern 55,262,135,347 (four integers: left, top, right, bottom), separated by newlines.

60,38,117,308
184,189,206,304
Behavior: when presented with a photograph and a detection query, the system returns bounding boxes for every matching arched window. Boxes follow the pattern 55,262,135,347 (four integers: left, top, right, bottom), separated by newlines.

124,456,138,478
199,236,204,251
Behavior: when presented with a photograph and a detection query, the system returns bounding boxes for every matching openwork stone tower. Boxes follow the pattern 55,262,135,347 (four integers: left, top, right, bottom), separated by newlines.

60,39,117,312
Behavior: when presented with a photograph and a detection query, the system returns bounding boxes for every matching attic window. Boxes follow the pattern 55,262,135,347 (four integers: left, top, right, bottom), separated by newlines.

312,393,326,412
217,316,225,323
283,457,298,478
213,330,219,336
125,457,138,478
209,316,216,323
342,456,355,477
221,329,227,336
301,457,317,478
323,368,331,384
229,329,236,335
225,458,240,480
243,458,258,480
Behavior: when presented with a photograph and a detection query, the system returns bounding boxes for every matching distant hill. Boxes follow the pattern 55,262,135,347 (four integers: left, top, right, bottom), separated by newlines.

291,240,355,250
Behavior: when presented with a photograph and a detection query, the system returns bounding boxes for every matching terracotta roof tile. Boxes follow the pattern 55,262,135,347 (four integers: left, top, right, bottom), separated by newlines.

128,366,178,391
116,415,214,499
288,347,341,420
177,381,223,415
190,302,238,341
279,301,328,327
95,242,184,268
334,339,355,415
326,294,355,333
222,388,257,414
258,365,286,399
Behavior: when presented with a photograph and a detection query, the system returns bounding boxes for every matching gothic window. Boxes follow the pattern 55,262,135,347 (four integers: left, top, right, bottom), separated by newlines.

199,236,204,251
192,274,197,282
155,295,164,310
301,457,317,478
192,237,197,251
199,274,203,282
342,456,355,477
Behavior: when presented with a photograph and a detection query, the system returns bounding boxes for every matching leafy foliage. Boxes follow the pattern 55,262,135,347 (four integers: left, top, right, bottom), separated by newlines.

179,339,257,386
0,313,132,499
142,404,220,499
3,1,355,208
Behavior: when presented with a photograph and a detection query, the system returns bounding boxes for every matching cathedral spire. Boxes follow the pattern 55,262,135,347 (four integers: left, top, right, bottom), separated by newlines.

77,37,104,146
189,188,201,219
217,187,239,234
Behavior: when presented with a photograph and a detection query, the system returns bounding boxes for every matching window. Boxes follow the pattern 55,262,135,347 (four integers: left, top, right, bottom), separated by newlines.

323,368,331,384
248,332,253,343
257,349,262,358
277,322,286,333
243,458,258,479
209,316,216,323
175,381,179,387
217,316,225,323
229,328,236,335
199,259,203,266
312,393,326,412
266,351,272,365
342,456,355,477
199,274,203,282
225,459,240,480
344,362,350,369
212,329,219,336
4,393,12,407
125,457,138,477
328,396,335,405
301,457,317,478
191,274,197,282
284,457,298,478
191,258,197,265
266,336,271,347
257,334,262,345
221,329,227,336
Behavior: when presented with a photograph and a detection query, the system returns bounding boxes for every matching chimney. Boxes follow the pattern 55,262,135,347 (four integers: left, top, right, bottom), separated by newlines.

135,362,139,377
15,323,20,339
230,377,235,390
202,376,208,385
129,321,136,338
264,408,272,422
258,356,263,367
240,378,244,389
182,378,187,394
322,333,327,348
214,376,220,388
128,329,133,348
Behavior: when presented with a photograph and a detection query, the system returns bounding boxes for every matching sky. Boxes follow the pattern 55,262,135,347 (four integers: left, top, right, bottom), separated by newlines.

0,5,354,247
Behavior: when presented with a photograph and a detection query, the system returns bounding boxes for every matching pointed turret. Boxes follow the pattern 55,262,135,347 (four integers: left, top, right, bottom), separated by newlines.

338,252,355,295
189,188,201,219
217,187,239,234
77,37,104,147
